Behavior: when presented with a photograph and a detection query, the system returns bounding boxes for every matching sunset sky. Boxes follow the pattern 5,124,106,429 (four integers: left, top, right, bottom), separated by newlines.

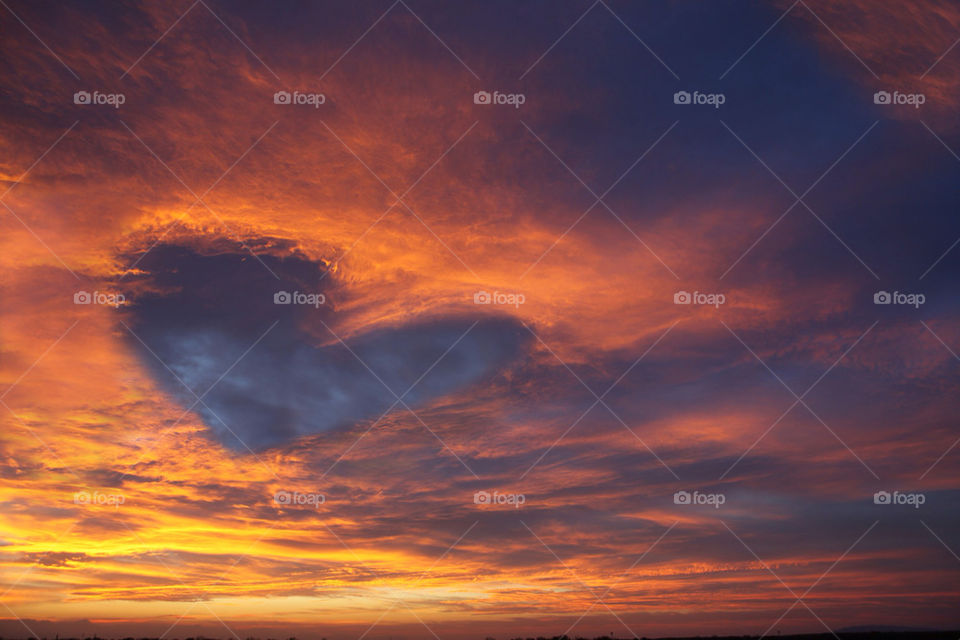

2,1,960,638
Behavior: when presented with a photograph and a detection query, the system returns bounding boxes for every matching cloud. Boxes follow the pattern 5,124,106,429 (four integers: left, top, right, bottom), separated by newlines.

2,0,960,635
122,240,529,450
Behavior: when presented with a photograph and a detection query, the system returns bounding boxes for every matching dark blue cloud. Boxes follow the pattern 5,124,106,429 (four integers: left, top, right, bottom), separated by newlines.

122,241,528,450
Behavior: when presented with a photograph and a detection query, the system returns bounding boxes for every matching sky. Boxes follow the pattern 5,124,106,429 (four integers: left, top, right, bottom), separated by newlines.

1,0,960,638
